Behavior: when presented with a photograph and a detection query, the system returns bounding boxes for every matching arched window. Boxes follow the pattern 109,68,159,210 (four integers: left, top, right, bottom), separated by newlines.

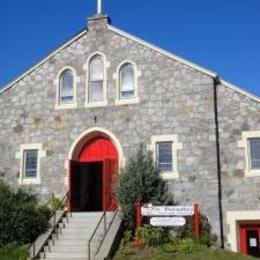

89,55,104,103
119,63,135,99
59,69,74,104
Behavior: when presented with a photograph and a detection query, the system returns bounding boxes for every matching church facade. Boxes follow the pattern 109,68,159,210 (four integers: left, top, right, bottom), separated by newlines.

0,13,260,255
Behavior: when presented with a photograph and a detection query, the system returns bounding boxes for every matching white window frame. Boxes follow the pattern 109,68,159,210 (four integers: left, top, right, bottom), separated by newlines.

16,144,46,185
83,52,109,108
114,60,141,105
54,66,79,110
238,131,260,177
227,210,260,252
148,135,183,179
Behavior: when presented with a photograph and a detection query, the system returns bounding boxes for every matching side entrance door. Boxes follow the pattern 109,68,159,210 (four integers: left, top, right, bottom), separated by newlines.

240,225,260,257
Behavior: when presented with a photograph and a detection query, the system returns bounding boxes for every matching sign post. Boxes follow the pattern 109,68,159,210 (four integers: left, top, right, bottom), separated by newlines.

134,200,142,246
193,204,200,238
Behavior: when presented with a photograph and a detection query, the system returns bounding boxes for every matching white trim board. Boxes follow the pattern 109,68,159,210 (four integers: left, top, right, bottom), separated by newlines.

0,29,87,95
219,79,260,103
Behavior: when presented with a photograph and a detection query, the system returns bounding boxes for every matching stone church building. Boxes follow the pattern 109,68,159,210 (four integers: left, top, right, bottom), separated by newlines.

0,8,260,257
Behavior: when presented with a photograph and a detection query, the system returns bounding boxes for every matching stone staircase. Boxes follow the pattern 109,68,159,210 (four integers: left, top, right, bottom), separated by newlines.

38,212,109,260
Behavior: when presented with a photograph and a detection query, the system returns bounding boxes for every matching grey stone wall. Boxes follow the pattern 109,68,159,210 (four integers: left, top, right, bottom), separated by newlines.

1,15,259,245
217,84,260,248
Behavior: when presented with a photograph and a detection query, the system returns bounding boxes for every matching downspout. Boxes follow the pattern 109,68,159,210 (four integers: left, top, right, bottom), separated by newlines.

213,76,225,249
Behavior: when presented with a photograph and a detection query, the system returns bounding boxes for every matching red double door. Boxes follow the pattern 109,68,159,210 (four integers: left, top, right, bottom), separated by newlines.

240,225,260,257
68,137,118,212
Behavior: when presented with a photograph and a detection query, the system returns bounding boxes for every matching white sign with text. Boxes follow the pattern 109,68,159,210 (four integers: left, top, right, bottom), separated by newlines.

150,217,186,227
141,204,194,216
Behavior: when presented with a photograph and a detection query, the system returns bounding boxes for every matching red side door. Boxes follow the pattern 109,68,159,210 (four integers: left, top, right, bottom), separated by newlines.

240,225,260,257
103,159,118,211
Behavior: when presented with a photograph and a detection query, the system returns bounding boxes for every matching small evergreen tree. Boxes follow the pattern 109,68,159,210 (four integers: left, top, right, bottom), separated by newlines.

115,145,172,230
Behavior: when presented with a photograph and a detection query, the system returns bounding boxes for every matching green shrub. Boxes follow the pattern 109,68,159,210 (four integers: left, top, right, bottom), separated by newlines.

161,242,178,253
0,243,29,260
46,194,66,212
177,238,201,254
115,145,172,230
122,230,134,246
119,244,135,256
0,181,51,246
176,214,217,247
139,225,166,247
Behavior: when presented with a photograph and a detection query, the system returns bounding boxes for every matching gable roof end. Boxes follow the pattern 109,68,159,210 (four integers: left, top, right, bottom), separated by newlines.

0,23,259,103
108,25,260,103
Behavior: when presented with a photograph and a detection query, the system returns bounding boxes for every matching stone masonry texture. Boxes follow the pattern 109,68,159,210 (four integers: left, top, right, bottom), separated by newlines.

0,15,259,249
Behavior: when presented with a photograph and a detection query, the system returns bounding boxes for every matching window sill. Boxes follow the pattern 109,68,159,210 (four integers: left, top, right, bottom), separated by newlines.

19,178,41,185
115,98,140,106
245,170,260,177
55,103,78,110
85,101,108,108
161,172,179,180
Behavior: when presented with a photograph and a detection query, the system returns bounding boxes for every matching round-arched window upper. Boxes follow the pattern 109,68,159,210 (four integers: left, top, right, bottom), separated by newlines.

59,69,74,104
119,63,135,99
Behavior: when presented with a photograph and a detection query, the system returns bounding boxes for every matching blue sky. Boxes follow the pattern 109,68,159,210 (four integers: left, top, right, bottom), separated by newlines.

0,0,259,96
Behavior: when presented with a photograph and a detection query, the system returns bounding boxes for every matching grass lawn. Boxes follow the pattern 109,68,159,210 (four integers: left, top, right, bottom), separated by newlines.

113,246,257,260
0,244,29,260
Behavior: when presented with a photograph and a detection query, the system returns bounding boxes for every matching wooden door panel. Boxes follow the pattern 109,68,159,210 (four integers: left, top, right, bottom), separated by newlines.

103,159,118,211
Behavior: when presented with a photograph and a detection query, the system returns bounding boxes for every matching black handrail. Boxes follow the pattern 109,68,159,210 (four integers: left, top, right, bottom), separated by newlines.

31,192,70,260
87,205,119,260
95,208,119,254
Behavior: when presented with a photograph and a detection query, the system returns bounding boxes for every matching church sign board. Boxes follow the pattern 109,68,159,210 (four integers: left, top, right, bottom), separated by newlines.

150,217,186,227
141,204,194,217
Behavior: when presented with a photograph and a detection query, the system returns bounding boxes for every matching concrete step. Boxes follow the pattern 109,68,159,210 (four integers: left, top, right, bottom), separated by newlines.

40,259,87,260
52,239,88,246
60,230,95,235
45,252,88,258
56,233,93,240
36,212,119,260
49,245,87,253
61,221,98,229
64,219,101,224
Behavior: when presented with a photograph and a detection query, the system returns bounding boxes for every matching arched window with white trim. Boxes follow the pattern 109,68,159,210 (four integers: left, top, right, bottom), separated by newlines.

89,55,104,103
59,69,74,104
119,63,135,99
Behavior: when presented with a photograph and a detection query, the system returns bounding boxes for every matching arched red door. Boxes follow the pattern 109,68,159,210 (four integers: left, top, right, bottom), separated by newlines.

69,137,118,212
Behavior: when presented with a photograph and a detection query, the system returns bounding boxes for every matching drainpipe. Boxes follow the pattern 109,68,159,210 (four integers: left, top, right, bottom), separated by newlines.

213,76,225,249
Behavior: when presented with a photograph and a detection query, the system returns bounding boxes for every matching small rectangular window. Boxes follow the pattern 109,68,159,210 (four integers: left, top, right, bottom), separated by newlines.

250,139,260,169
156,142,173,172
23,150,38,178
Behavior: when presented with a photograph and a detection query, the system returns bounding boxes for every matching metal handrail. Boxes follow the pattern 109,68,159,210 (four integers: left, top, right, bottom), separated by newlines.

95,208,119,254
31,192,70,260
88,205,119,260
